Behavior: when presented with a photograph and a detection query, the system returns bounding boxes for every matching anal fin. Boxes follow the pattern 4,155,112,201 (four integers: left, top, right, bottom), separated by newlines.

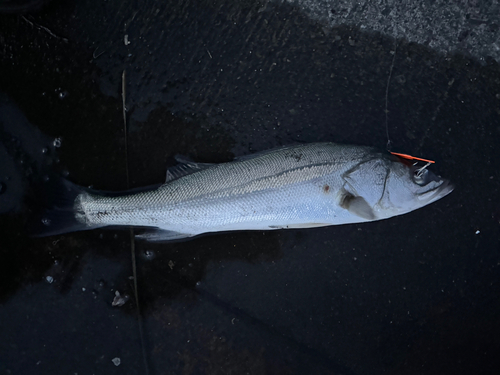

269,223,330,229
135,229,194,242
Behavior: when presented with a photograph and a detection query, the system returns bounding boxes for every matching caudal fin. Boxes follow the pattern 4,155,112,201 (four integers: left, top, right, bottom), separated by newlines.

29,176,97,237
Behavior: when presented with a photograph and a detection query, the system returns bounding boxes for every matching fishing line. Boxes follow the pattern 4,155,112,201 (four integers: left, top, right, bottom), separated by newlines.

122,69,150,375
384,41,436,166
385,40,397,151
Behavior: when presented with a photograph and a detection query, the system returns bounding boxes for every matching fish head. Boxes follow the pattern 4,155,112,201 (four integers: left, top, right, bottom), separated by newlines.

375,155,454,219
342,153,453,220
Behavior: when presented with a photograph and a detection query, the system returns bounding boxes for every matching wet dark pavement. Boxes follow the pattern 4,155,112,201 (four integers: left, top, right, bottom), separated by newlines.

1,1,500,374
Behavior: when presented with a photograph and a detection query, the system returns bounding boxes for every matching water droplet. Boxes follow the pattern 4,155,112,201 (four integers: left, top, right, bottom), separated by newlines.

42,218,51,226
53,137,62,148
112,291,129,307
46,276,54,283
112,358,121,366
41,147,48,154
143,249,155,260
58,91,68,99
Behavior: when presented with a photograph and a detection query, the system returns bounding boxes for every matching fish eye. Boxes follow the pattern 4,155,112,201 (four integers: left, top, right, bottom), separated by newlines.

412,167,429,185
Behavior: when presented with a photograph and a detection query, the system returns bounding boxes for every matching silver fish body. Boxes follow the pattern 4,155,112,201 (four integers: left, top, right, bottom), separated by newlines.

65,143,453,241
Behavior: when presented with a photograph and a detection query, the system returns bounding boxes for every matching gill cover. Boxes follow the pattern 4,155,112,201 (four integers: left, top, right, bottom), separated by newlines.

340,157,390,220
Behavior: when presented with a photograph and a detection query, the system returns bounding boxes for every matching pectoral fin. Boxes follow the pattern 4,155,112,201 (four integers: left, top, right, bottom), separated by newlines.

339,191,376,220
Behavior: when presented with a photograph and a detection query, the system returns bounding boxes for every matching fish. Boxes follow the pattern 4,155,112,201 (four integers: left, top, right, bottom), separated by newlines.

34,142,453,241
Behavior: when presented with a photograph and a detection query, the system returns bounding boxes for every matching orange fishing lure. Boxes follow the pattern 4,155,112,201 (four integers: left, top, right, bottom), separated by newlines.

390,152,435,164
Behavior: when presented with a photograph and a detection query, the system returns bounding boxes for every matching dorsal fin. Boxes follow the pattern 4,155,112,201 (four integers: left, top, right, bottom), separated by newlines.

165,155,215,182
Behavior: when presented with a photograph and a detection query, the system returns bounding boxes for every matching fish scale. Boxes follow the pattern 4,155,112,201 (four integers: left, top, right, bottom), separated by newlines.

78,144,367,227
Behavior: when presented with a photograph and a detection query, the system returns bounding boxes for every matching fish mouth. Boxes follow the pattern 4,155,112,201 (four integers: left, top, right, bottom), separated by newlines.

417,178,454,204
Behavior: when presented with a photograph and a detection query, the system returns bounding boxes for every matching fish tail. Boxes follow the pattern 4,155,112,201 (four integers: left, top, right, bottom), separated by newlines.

28,175,99,237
